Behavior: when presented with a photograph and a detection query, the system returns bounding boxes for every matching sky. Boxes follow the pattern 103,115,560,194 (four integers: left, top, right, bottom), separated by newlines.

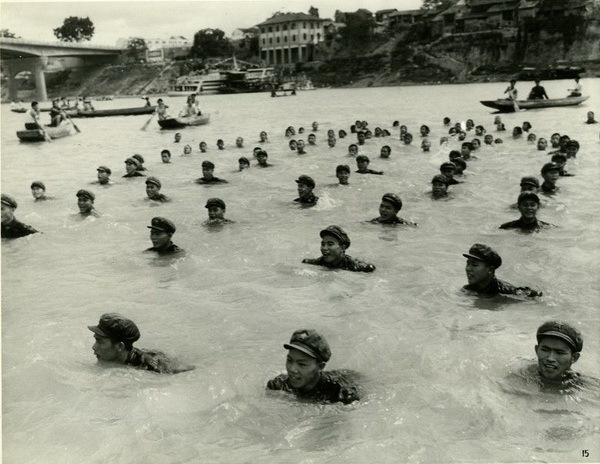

0,0,423,46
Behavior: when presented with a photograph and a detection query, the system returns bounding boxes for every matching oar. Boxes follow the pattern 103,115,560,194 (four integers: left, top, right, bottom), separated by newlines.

36,122,52,142
512,99,521,112
65,113,81,133
141,112,155,131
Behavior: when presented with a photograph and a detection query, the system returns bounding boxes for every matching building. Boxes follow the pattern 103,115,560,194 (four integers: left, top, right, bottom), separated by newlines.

231,27,259,41
257,12,330,65
388,9,427,28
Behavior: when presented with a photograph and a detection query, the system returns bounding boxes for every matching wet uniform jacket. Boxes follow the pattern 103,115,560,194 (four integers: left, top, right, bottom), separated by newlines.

195,177,228,184
294,193,319,206
123,172,146,178
126,347,192,374
529,85,548,99
463,276,542,297
541,182,558,194
146,242,183,255
303,255,375,272
559,169,574,177
1,219,38,239
267,370,361,404
499,217,550,232
356,169,383,175
148,193,170,203
368,217,417,226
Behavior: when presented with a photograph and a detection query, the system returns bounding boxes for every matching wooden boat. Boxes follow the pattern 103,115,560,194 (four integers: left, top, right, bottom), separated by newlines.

69,106,156,118
271,89,297,97
17,122,75,142
11,106,77,114
158,113,210,129
480,95,589,112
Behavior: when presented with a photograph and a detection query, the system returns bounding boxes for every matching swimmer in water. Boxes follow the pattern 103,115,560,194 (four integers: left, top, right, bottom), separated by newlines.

76,189,101,218
132,154,147,171
204,197,234,224
266,329,361,404
380,145,391,158
327,137,336,148
348,144,358,157
452,158,467,176
585,111,596,124
259,131,268,143
195,161,228,184
199,141,207,153
123,158,145,178
217,139,225,150
551,153,573,177
145,216,183,255
174,133,182,143
308,133,317,145
256,150,272,167
357,131,366,146
294,175,318,206
540,162,560,194
235,136,244,148
500,192,551,232
336,165,350,185
1,194,38,238
537,138,548,151
440,162,461,185
30,181,49,201
238,157,250,171
312,121,319,131
368,193,417,226
89,312,193,373
94,166,113,185
462,243,542,297
484,134,494,145
431,174,449,199
356,155,383,175
145,177,170,203
161,150,171,164
421,139,431,152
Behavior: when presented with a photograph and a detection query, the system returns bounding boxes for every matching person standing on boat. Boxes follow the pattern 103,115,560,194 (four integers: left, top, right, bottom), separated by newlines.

155,99,170,121
568,77,582,97
528,80,548,100
190,93,201,114
504,79,518,100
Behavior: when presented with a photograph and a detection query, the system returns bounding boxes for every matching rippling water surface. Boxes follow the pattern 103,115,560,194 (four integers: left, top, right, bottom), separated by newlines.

2,79,599,464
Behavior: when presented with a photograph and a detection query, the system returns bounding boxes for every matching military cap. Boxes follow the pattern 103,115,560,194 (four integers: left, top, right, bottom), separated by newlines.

520,176,539,188
88,313,141,343
356,155,370,163
125,157,140,167
336,164,350,173
551,153,567,163
295,175,315,189
381,193,402,211
256,150,268,158
536,321,583,353
202,160,215,169
319,225,351,249
452,159,467,170
238,157,250,164
449,150,462,160
463,243,502,269
541,162,560,175
30,181,46,190
205,198,226,209
132,154,145,164
284,329,331,363
97,166,112,175
145,176,161,188
565,140,579,148
440,162,456,171
147,216,176,234
1,194,17,209
431,174,449,184
76,189,95,201
517,191,540,205
494,138,503,144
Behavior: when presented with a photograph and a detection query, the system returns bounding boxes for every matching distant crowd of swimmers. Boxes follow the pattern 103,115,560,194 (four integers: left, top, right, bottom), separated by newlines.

3,97,599,401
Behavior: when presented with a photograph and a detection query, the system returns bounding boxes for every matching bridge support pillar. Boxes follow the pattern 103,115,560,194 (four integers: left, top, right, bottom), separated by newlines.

33,57,47,102
3,63,19,102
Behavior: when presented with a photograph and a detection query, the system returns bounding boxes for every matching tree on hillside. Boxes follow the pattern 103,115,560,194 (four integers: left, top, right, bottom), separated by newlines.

338,12,376,45
189,28,233,60
0,29,20,38
53,16,95,42
126,37,148,61
421,0,454,12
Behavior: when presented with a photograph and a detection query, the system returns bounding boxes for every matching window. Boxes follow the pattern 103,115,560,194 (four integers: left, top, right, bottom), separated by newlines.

291,23,296,29
276,37,280,43
283,24,288,31
303,22,306,28
269,38,272,44
268,27,272,32
303,33,307,40
310,34,314,41
317,33,321,40
276,25,279,32
284,36,288,42
262,38,265,44
311,22,314,28
292,35,296,42
261,28,265,34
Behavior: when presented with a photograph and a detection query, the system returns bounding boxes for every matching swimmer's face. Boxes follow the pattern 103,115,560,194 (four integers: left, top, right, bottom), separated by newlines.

235,137,244,148
537,138,547,150
420,140,431,152
259,131,268,142
400,125,407,134
527,134,537,142
1,204,15,224
356,160,369,172
327,138,336,148
217,140,224,149
174,134,182,143
338,131,346,139
199,142,207,153
320,234,345,263
286,348,323,391
150,228,171,249
238,161,249,171
432,181,447,197
92,335,123,363
183,145,192,155
475,127,485,136
566,145,578,157
535,337,579,381
296,140,305,152
77,196,94,213
379,201,397,221
202,168,214,179
512,127,522,137
420,126,428,136
357,132,365,144
518,199,539,220
31,187,45,199
161,153,171,163
312,121,319,131
441,167,455,179
471,139,481,149
257,154,268,166
336,170,349,185
146,183,160,199
348,145,358,156
461,146,471,158
97,170,110,182
403,134,413,145
289,140,297,150
297,183,312,198
465,258,493,286
587,111,594,120
484,135,494,145
308,134,316,145
543,170,559,183
207,206,225,220
458,132,466,141
380,146,391,158
550,134,560,147
466,119,474,129
125,162,136,174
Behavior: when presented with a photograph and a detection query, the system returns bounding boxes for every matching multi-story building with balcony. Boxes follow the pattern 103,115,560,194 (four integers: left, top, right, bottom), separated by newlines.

257,12,330,65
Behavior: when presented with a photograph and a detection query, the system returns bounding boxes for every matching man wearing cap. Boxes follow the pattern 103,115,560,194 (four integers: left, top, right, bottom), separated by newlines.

89,313,194,374
368,193,417,226
256,150,272,168
93,166,113,186
204,198,234,225
294,175,319,206
31,181,50,201
266,329,361,404
146,216,183,254
76,189,100,218
540,162,559,194
500,192,551,232
440,162,461,185
123,158,145,178
302,225,375,272
551,153,573,177
356,155,383,175
1,194,38,239
431,174,450,199
145,177,170,203
238,157,250,171
463,243,542,297
196,161,228,184
132,154,147,171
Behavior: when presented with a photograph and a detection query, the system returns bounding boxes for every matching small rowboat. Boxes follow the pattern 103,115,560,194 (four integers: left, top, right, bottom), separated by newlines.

480,95,589,112
158,113,210,129
69,106,156,118
11,106,77,114
17,122,75,142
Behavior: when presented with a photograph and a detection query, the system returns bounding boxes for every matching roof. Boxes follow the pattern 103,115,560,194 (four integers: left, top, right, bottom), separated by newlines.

518,0,539,9
468,0,509,6
487,2,519,12
539,0,593,11
389,9,425,17
375,8,398,14
257,12,329,26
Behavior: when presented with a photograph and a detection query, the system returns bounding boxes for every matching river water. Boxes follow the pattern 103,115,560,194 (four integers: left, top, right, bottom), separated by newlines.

2,79,599,464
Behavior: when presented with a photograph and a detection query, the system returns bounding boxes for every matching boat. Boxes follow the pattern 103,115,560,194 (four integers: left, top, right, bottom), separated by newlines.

17,122,75,142
168,71,228,96
69,106,156,118
296,79,315,91
218,67,275,94
157,113,210,129
480,95,589,112
11,106,77,114
271,82,297,97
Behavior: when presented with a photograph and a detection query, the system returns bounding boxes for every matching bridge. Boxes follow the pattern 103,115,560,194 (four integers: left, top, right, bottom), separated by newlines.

0,38,123,101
